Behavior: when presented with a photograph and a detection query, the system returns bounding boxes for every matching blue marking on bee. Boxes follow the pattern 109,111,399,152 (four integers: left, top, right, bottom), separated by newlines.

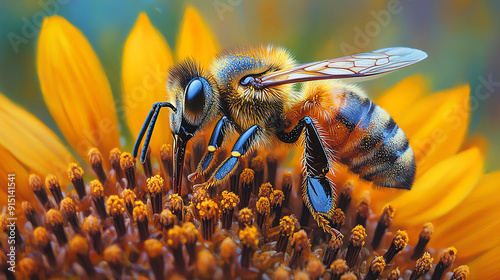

336,93,372,132
215,56,259,85
307,176,333,214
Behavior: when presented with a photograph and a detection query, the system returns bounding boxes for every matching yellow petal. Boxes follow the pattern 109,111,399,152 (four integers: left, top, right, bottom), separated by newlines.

467,245,500,279
37,15,120,162
0,93,75,184
390,146,483,225
398,85,470,175
376,74,430,121
176,6,219,66
461,135,488,154
431,171,500,263
122,12,174,155
0,145,33,209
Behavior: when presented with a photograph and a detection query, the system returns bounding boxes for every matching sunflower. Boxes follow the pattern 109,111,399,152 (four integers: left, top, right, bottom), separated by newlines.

0,6,498,280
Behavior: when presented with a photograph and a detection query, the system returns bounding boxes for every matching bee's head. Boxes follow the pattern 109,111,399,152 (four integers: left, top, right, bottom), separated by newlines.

166,59,218,193
167,59,218,137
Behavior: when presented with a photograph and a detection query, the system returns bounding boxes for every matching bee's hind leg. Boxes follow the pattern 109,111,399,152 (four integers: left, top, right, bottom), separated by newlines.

200,124,263,190
277,117,341,238
188,116,232,182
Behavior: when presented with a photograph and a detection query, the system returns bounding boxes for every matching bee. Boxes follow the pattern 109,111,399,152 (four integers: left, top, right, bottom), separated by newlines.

133,45,427,237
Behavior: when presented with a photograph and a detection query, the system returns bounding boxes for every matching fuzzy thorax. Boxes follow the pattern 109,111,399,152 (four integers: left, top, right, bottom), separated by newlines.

211,45,296,132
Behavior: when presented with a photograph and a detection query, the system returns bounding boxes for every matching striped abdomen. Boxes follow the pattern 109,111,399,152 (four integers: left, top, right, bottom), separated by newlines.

331,90,415,190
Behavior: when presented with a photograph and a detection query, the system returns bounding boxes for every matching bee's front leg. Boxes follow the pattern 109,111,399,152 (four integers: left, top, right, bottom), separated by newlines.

188,116,232,182
133,102,176,163
200,125,263,189
277,117,341,238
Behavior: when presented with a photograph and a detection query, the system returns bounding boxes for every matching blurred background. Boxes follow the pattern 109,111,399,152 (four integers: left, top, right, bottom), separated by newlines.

0,0,499,171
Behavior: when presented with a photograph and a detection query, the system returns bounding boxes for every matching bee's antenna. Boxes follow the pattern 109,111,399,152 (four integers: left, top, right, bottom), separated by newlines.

133,102,176,163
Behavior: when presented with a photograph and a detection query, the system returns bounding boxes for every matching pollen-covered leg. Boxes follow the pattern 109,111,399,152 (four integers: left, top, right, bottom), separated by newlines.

188,116,232,182
278,117,340,238
201,125,263,189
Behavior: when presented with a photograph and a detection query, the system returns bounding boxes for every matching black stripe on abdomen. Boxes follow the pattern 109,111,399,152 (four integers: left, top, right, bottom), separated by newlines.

357,124,415,190
340,102,392,168
337,97,416,190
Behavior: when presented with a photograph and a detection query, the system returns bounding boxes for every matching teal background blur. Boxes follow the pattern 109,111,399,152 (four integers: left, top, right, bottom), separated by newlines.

0,0,499,171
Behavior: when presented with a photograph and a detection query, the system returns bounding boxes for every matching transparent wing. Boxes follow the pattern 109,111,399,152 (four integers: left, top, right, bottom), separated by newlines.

259,47,427,87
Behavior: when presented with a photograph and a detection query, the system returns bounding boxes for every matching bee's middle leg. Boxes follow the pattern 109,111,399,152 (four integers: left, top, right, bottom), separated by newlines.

277,117,341,238
188,116,232,182
201,124,263,189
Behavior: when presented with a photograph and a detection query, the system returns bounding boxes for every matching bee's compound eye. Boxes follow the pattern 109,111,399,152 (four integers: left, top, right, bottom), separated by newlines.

240,75,254,87
184,78,205,116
